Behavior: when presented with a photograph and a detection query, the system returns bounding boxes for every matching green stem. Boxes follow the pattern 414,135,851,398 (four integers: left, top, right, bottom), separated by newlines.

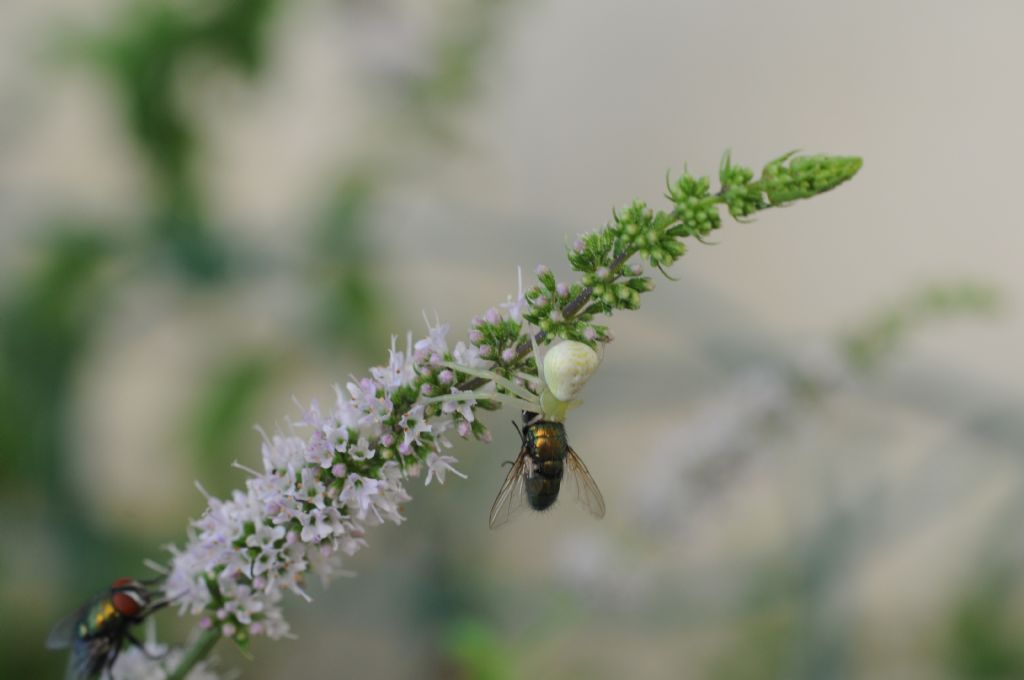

166,627,220,680
457,249,634,392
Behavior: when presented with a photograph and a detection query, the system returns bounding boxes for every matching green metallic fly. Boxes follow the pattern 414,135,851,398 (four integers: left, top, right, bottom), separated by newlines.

47,577,167,679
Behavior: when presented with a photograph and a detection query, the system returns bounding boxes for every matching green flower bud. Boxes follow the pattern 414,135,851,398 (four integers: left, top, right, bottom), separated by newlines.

761,152,862,205
664,240,686,257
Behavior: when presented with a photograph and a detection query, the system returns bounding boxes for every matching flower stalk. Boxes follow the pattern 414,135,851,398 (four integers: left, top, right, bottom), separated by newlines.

166,628,220,680
113,150,858,679
461,151,861,390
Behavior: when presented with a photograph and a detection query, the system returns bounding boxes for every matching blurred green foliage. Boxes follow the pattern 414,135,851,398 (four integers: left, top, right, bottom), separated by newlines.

2,0,519,677
843,282,999,370
948,566,1024,678
444,618,516,680
311,169,385,355
0,228,112,491
66,0,279,280
5,1,1020,678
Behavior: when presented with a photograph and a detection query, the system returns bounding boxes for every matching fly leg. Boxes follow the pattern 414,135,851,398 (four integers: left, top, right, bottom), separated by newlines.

126,631,167,660
103,641,121,680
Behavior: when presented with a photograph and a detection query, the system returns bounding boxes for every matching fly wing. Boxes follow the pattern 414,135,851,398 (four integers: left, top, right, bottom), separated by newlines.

565,447,606,519
488,449,530,529
66,636,112,680
46,605,85,650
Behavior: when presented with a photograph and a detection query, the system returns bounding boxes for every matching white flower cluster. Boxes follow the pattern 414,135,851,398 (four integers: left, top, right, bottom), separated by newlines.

111,633,224,680
163,315,503,643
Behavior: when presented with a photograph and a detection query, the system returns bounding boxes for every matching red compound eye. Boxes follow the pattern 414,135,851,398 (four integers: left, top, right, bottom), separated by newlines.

112,591,143,617
111,577,134,589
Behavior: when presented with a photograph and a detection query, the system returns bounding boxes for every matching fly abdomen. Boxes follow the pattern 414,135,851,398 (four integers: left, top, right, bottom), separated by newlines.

523,420,568,511
525,468,562,511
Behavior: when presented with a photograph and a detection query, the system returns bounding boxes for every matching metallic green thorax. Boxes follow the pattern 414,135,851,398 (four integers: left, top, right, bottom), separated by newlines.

82,598,121,637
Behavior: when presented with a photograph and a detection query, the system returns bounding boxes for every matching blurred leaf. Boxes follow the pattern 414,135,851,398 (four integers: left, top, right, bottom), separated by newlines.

0,228,114,488
444,618,515,680
843,282,1000,370
400,0,512,142
61,0,280,281
949,566,1024,678
199,0,279,74
187,353,275,490
148,194,228,282
311,170,384,356
0,227,157,679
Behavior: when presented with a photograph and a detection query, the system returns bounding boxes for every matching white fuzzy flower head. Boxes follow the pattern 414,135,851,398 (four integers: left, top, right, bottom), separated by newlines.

159,269,549,653
543,340,600,402
110,634,223,680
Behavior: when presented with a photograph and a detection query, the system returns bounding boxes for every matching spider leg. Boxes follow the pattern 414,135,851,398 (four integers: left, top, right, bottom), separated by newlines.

440,362,538,403
424,391,539,414
513,371,544,391
528,326,545,385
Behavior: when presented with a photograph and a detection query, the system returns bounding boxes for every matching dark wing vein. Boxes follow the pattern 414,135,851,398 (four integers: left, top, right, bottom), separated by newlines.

489,450,530,529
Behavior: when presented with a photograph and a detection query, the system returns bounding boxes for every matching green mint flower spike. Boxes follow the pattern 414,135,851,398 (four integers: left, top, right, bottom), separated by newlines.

494,151,862,369
148,150,859,680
